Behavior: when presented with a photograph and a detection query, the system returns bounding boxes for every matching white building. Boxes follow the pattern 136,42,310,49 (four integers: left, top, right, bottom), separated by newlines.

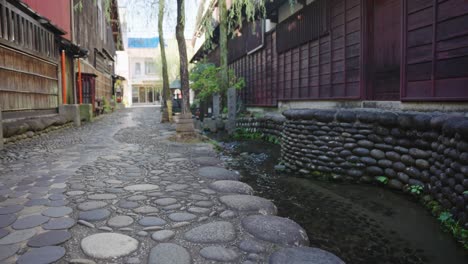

127,38,162,105
116,0,198,107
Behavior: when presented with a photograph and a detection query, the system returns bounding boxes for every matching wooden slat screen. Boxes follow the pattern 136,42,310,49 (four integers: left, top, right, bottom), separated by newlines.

245,20,264,53
228,24,247,63
0,0,58,62
276,0,329,54
228,20,264,63
230,0,362,107
232,32,277,106
0,0,59,112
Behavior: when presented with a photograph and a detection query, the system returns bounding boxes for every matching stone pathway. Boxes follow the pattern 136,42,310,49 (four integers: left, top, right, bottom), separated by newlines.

0,107,344,263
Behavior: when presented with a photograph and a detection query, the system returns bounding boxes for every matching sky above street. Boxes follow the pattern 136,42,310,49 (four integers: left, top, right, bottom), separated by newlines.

119,0,199,39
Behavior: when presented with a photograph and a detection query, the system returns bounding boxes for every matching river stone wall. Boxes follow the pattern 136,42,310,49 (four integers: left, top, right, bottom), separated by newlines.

236,109,468,226
2,114,72,144
236,114,285,139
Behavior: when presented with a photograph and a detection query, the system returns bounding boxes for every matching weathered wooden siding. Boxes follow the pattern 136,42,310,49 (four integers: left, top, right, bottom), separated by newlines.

0,0,59,112
402,0,468,100
231,32,277,106
0,45,58,111
73,0,115,102
81,60,112,102
366,0,402,100
73,0,115,65
230,0,362,106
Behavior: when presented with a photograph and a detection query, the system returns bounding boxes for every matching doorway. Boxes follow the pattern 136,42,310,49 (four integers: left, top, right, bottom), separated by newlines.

139,87,146,103
367,0,401,100
77,73,96,105
147,88,154,103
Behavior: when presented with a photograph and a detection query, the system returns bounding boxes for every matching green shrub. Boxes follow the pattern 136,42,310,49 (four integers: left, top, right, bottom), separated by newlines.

102,97,112,114
190,60,245,100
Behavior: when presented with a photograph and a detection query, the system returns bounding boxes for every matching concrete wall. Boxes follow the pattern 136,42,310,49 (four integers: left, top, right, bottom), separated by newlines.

79,104,93,122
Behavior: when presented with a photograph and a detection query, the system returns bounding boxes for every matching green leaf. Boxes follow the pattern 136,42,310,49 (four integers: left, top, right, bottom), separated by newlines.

376,176,388,184
438,212,453,222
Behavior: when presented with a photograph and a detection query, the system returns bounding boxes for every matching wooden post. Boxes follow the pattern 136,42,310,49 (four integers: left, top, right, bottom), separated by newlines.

61,50,67,104
0,107,3,150
227,87,236,134
78,58,82,104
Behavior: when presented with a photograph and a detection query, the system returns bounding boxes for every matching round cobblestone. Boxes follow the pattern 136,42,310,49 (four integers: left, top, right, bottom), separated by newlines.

81,233,139,259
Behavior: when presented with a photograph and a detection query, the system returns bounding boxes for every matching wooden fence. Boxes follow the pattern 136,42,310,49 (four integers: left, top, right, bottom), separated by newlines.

0,0,59,113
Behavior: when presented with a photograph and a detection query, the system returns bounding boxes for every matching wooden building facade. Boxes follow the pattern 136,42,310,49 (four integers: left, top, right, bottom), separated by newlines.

26,0,122,106
72,0,122,106
0,0,122,118
0,0,63,116
195,0,468,107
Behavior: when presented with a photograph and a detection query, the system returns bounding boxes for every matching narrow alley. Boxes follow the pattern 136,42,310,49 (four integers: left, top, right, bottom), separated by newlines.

0,107,321,263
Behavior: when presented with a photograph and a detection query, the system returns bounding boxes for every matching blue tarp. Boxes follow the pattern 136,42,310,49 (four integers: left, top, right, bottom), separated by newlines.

128,37,160,48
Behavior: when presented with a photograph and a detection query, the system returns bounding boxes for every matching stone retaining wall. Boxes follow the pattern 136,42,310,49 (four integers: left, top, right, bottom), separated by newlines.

2,118,74,144
2,114,70,138
1,104,94,144
236,114,285,140
236,109,468,226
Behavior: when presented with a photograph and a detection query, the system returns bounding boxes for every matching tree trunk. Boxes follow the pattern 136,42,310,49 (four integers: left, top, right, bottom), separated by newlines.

176,0,190,115
175,0,195,135
219,0,228,94
158,0,172,122
220,0,234,132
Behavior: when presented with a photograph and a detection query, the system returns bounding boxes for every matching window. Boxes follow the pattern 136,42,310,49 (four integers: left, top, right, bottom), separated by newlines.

135,62,141,75
145,61,157,75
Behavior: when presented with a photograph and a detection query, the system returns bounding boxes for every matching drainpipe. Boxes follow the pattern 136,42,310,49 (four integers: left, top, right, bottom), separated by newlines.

61,50,67,104
72,57,77,104
78,58,83,104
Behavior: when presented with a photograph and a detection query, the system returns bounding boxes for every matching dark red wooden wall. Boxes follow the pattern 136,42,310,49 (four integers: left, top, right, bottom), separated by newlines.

230,0,362,106
225,0,468,106
402,0,468,101
22,0,71,40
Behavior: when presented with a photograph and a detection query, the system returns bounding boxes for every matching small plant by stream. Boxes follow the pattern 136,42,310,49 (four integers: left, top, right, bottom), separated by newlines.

423,198,468,249
232,128,280,144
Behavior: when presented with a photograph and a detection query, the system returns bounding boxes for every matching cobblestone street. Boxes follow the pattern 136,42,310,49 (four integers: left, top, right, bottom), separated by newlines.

0,107,337,264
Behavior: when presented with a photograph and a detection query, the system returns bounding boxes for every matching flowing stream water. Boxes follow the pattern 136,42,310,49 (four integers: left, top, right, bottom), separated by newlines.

215,138,468,264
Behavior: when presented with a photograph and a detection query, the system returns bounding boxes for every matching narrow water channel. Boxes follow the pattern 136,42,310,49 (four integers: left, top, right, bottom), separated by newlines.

216,138,468,264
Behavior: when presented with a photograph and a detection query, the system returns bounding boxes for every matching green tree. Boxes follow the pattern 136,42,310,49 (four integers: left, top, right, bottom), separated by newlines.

190,60,244,100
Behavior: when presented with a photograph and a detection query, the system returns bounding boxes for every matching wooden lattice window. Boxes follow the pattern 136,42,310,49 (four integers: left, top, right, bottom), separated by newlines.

228,20,264,63
276,0,329,53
